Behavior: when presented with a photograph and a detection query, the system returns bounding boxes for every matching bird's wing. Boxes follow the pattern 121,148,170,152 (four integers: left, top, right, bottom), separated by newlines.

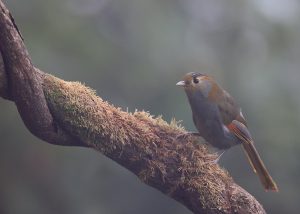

215,89,247,126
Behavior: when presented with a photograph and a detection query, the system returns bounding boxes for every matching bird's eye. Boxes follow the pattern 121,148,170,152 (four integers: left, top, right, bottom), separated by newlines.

193,77,199,84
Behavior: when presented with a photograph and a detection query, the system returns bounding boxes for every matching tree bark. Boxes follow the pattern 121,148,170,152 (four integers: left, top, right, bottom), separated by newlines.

0,1,266,213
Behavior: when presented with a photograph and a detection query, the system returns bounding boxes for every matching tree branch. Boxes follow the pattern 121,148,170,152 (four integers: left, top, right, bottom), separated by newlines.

0,1,266,213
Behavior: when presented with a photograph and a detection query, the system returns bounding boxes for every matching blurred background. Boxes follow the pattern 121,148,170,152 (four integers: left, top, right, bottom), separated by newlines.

1,0,300,213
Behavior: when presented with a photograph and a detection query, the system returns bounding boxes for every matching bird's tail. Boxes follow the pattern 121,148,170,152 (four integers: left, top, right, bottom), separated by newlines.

242,140,278,192
229,120,278,192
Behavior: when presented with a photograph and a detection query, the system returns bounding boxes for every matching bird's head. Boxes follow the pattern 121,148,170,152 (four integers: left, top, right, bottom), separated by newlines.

176,72,216,98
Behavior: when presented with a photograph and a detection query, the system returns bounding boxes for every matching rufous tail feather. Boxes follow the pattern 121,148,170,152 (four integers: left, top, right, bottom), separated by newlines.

231,125,278,192
242,140,278,191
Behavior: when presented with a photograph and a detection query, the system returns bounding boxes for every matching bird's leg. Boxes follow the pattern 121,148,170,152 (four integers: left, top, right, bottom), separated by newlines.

210,150,226,164
201,150,226,166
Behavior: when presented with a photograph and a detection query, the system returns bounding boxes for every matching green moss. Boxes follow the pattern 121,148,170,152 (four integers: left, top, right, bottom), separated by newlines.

43,74,186,150
42,73,240,213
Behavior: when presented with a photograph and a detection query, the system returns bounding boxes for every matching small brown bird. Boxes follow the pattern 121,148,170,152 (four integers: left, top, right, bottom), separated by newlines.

176,72,278,192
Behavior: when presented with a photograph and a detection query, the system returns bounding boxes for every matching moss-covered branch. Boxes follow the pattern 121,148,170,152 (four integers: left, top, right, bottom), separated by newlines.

42,75,265,214
0,1,266,213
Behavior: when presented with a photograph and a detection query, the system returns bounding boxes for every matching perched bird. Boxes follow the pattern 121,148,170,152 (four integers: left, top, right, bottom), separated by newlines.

176,72,278,192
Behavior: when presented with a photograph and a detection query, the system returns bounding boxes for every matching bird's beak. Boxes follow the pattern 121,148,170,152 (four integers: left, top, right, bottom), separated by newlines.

176,80,186,87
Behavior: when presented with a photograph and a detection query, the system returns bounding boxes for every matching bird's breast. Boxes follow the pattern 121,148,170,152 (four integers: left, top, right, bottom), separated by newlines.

188,92,219,134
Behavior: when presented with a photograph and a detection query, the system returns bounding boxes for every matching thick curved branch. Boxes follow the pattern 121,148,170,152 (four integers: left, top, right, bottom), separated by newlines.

0,1,83,146
0,51,8,99
0,1,266,214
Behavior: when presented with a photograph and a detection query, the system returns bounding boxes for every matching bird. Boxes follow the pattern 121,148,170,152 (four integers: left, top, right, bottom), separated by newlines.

176,72,278,192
